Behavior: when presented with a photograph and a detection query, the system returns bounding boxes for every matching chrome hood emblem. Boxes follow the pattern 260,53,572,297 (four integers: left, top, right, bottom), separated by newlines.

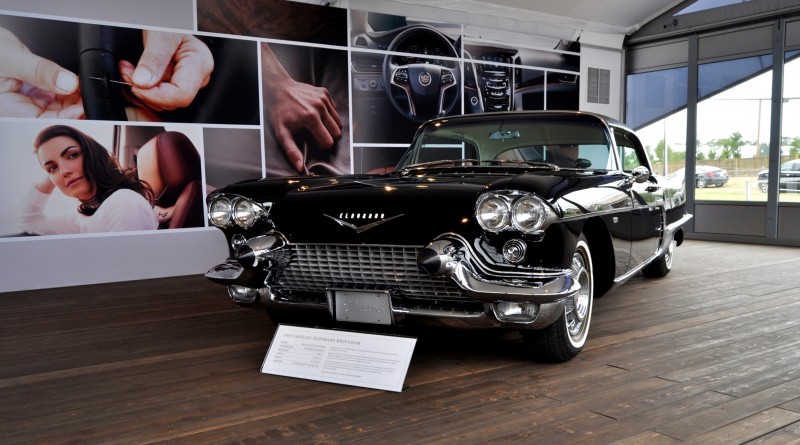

324,213,403,233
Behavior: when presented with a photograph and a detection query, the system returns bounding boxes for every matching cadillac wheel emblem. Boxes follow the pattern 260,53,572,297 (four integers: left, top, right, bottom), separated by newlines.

419,72,432,86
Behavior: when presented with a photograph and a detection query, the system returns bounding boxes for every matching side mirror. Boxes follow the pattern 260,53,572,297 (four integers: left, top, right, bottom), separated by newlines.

630,166,651,184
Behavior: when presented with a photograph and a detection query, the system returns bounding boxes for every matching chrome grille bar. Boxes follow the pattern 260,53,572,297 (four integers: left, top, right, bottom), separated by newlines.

276,244,465,300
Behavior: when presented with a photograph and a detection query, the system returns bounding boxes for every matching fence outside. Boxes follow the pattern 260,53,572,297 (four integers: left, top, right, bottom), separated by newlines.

651,155,799,178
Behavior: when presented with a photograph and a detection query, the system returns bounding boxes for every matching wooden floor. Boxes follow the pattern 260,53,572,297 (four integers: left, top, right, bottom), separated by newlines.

2,240,800,444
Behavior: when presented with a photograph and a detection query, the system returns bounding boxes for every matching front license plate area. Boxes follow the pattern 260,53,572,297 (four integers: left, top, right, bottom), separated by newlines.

332,289,392,325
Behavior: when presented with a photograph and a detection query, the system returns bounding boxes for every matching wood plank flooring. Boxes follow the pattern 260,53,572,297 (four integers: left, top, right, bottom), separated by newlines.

1,240,799,444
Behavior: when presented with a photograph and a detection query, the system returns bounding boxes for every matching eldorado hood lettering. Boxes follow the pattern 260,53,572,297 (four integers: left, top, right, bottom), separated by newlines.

324,214,404,233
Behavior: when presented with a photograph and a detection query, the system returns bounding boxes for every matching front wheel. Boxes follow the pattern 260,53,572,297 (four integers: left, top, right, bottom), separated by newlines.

523,237,593,362
696,178,707,188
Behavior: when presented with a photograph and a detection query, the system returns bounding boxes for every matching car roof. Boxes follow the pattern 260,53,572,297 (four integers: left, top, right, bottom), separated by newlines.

423,110,630,131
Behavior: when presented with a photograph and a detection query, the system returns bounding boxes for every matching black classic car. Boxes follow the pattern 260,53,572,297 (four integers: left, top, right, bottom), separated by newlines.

205,111,692,362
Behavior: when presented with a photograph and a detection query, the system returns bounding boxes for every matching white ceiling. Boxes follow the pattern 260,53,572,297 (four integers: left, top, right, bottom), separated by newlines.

337,0,688,43
471,0,686,34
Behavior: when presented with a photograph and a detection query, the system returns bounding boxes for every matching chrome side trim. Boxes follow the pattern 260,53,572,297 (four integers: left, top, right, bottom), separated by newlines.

665,213,693,238
450,262,578,303
613,212,693,285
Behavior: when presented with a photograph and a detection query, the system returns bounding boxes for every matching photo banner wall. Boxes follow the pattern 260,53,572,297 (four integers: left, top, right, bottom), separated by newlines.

0,0,579,287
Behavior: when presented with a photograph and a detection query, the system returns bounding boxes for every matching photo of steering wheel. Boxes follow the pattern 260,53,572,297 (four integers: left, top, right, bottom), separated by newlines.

382,24,461,123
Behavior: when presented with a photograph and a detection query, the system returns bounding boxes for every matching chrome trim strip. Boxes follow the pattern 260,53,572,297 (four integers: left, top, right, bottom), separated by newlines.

434,232,566,280
665,213,693,236
613,212,693,284
450,262,578,303
205,262,244,283
255,286,567,329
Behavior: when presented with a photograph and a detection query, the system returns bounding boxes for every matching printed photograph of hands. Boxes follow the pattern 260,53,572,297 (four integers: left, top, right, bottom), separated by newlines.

0,15,259,124
261,42,350,177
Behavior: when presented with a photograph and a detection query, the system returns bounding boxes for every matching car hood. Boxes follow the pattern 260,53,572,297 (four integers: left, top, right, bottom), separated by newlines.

215,169,625,244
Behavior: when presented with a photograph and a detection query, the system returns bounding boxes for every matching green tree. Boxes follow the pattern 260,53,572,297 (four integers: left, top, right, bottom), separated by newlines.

709,132,747,159
790,137,800,157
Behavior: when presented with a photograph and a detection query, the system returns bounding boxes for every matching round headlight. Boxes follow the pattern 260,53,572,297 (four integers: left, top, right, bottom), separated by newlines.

208,196,232,227
476,195,510,232
512,196,546,232
233,198,259,228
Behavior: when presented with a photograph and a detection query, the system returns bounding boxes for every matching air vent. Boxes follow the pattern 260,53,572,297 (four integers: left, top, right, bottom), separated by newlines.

587,67,611,104
354,35,368,47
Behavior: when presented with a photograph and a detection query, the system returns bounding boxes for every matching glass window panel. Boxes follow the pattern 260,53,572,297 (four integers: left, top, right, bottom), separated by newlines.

698,55,772,100
676,0,752,16
778,52,800,203
697,55,772,202
626,67,688,130
630,107,687,181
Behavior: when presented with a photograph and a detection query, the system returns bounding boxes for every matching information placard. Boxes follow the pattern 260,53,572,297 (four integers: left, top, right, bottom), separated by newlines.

261,324,417,392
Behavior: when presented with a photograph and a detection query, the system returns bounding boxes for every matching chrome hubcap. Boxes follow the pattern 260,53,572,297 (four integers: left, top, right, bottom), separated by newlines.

566,246,592,341
664,240,675,270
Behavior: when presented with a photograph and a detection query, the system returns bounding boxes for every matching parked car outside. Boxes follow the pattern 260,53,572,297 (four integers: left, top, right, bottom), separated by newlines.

756,159,800,193
669,166,728,188
205,111,693,362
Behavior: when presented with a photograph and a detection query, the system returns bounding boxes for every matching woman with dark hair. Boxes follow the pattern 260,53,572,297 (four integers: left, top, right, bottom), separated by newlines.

19,125,158,234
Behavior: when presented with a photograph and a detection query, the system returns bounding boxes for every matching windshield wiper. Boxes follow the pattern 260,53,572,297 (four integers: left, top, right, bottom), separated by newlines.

402,159,483,170
400,159,567,173
483,160,561,171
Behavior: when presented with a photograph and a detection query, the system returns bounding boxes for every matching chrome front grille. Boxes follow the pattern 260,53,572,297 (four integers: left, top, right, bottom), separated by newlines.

275,244,465,300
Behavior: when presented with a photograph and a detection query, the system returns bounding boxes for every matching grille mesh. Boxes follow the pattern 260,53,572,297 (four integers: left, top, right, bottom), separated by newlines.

276,244,465,300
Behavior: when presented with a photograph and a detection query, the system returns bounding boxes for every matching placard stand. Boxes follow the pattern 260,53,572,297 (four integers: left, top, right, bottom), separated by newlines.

261,324,417,392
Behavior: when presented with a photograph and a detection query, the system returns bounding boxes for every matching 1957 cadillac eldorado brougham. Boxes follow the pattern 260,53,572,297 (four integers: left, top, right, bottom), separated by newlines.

205,111,692,361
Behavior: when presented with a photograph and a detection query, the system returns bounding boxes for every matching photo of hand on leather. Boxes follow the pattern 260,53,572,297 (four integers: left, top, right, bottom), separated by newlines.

117,30,213,113
0,26,84,119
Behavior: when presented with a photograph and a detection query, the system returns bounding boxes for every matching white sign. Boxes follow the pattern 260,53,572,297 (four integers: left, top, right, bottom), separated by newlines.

261,324,417,392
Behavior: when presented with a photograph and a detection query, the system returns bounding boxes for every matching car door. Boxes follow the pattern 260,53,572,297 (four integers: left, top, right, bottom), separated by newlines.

781,161,800,191
614,128,663,271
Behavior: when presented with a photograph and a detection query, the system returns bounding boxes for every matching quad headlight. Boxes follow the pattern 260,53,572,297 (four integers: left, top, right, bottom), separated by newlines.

208,195,269,228
475,195,510,231
233,198,259,228
475,191,551,233
512,196,547,232
208,196,232,227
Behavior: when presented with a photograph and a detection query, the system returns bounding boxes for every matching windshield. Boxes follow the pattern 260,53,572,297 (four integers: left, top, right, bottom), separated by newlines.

397,114,614,171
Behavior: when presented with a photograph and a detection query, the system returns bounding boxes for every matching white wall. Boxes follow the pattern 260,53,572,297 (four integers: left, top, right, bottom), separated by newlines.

0,229,228,292
0,0,194,30
579,31,625,120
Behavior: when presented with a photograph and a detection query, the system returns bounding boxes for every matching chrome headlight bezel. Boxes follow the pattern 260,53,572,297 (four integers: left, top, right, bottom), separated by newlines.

208,194,269,229
475,194,511,232
208,196,233,228
511,196,547,232
233,198,260,228
475,191,553,234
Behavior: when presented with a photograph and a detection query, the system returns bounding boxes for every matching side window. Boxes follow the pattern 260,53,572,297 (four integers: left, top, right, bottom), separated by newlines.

614,130,646,173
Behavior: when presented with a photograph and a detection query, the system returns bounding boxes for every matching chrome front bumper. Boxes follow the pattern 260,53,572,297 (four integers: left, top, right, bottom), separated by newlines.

206,261,574,330
204,233,579,329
